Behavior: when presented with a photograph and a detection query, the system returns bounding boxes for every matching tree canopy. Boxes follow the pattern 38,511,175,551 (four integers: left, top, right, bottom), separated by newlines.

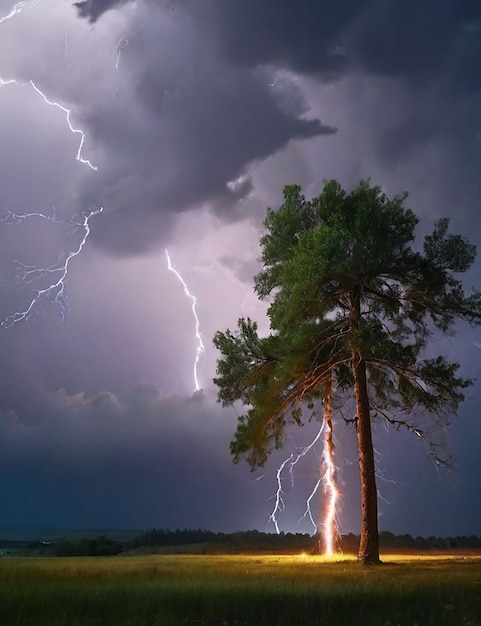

213,179,481,563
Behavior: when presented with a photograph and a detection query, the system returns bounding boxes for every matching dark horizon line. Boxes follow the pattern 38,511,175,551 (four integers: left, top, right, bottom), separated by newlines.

1,526,480,542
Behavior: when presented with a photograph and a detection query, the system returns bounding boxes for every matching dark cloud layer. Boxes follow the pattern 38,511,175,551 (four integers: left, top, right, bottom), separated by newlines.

0,387,264,530
75,0,481,89
206,0,481,86
2,379,480,535
84,56,333,253
67,1,335,254
74,0,131,22
68,0,481,255
1,0,479,537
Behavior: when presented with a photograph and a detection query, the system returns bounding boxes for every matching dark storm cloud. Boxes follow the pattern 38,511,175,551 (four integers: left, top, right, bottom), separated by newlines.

69,0,481,256
0,386,266,530
178,0,359,79
350,0,481,88
190,0,481,89
3,376,475,536
74,0,481,89
219,255,262,285
72,0,361,77
73,0,131,22
77,7,334,254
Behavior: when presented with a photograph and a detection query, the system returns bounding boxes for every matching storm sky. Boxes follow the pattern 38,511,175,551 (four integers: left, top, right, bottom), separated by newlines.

0,0,480,538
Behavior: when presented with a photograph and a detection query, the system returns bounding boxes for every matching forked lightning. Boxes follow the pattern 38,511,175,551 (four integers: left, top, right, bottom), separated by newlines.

1,207,103,328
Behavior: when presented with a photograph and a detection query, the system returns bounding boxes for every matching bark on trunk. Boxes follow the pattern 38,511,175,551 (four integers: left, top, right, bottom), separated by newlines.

351,287,381,564
353,353,380,563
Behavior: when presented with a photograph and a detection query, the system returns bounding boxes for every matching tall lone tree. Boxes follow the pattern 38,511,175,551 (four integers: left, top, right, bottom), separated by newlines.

213,180,481,564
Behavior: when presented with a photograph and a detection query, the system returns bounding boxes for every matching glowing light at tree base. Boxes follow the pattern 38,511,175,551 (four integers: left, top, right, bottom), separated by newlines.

320,411,339,556
270,387,340,556
318,378,340,556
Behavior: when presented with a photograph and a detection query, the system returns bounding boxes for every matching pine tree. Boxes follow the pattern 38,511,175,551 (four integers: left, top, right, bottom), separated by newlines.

213,180,481,563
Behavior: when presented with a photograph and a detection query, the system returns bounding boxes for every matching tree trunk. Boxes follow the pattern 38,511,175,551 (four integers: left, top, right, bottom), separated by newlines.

351,288,381,564
353,353,380,563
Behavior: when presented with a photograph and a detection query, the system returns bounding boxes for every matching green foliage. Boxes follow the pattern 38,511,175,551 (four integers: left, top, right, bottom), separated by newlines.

213,179,481,468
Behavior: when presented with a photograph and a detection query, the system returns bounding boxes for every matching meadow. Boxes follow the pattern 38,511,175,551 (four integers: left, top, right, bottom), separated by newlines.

0,553,480,625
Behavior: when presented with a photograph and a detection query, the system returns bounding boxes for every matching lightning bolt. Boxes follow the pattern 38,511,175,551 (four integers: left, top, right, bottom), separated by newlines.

0,0,40,23
0,207,61,225
0,77,98,171
1,207,103,328
321,406,339,556
299,476,322,530
269,453,295,534
165,249,205,392
1,20,102,329
270,382,340,556
1,33,101,327
64,23,69,62
114,38,129,70
114,24,144,70
270,424,325,534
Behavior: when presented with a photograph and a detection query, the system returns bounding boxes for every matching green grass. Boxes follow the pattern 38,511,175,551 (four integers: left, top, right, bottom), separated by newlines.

0,553,480,625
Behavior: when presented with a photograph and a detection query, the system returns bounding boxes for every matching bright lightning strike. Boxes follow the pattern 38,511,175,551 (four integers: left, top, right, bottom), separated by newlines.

165,249,205,392
300,476,322,530
0,77,98,171
269,453,294,534
1,207,103,328
270,386,340,556
270,424,325,534
321,403,339,556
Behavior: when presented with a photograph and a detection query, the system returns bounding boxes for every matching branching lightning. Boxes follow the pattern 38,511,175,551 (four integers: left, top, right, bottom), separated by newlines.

269,454,294,534
1,207,61,225
1,5,103,329
0,77,98,171
300,477,322,529
165,249,205,392
270,424,325,534
270,381,340,556
1,207,103,328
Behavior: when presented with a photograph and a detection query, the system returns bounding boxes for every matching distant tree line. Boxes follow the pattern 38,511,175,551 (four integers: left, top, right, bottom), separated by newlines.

129,528,314,553
378,531,481,551
53,535,123,557
129,528,217,548
45,529,481,557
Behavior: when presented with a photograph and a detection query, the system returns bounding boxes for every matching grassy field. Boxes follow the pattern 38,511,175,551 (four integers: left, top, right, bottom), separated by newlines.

0,553,480,625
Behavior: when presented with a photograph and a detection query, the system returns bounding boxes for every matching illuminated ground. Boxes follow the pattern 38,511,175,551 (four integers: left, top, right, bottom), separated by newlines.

1,552,480,625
